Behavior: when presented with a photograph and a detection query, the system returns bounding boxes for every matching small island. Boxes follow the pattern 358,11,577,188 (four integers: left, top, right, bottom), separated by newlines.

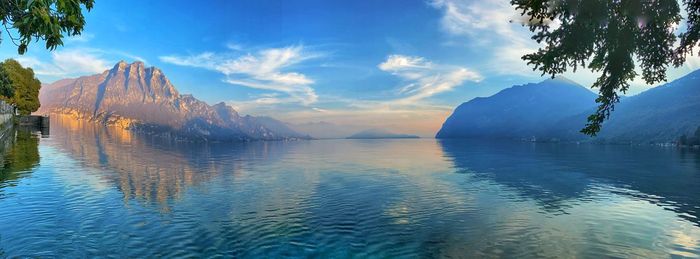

346,128,420,139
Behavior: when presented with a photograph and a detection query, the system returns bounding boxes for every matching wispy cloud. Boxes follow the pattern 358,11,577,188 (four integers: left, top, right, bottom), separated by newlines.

431,0,522,42
16,48,111,77
430,0,538,76
379,54,482,104
160,45,320,105
226,42,245,51
65,33,95,43
221,54,480,136
52,50,111,74
378,55,432,71
249,55,482,136
428,0,699,94
112,51,148,64
13,47,148,81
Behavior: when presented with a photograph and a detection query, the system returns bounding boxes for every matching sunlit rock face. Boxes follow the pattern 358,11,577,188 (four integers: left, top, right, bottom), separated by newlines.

38,61,307,141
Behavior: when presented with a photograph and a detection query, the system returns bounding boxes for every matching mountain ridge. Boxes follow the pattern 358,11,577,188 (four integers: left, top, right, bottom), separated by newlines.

436,77,597,139
38,61,307,141
347,128,420,139
437,71,700,144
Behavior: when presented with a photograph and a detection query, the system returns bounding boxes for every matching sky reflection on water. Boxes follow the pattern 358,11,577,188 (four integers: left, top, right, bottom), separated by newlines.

0,118,698,257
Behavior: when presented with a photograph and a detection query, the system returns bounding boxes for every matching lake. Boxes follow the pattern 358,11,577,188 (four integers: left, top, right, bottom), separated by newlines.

0,117,699,258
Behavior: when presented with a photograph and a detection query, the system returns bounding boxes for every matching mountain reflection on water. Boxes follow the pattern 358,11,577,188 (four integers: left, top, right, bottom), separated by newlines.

47,115,290,211
439,140,700,225
0,117,698,257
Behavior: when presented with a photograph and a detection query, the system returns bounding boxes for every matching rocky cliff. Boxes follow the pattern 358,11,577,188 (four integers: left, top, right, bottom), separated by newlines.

38,61,307,141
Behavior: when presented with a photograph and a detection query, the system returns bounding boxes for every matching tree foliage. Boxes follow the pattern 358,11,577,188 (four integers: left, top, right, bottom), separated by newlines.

0,0,94,54
512,0,700,136
2,59,40,115
0,66,13,100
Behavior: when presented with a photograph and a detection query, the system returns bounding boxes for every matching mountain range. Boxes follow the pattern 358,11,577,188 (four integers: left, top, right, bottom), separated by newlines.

590,70,700,143
437,71,700,144
38,61,308,141
287,121,366,139
38,61,700,143
346,128,420,139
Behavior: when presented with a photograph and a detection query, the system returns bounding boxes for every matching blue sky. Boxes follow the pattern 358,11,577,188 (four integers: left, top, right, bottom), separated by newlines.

3,0,700,136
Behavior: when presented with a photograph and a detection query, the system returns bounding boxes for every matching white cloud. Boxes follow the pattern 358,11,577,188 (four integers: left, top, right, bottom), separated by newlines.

65,33,95,43
431,0,521,41
16,49,111,77
430,0,539,76
378,55,431,71
160,45,319,105
112,51,148,64
159,52,215,67
397,68,482,104
221,54,480,137
429,0,700,90
13,56,43,70
51,50,111,74
226,42,244,51
378,54,482,104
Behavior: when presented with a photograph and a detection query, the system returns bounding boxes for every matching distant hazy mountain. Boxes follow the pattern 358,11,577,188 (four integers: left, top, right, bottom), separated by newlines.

252,116,311,139
288,121,365,139
437,70,700,143
38,61,307,141
347,128,419,139
436,78,597,140
589,69,700,143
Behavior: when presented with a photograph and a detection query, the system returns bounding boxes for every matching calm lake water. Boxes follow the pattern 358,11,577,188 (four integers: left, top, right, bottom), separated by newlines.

0,117,700,258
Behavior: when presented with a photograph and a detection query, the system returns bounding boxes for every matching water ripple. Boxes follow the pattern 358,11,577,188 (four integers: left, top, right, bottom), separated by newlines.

0,125,698,257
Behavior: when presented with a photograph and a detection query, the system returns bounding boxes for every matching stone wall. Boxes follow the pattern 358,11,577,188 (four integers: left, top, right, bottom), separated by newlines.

0,100,13,127
0,100,14,149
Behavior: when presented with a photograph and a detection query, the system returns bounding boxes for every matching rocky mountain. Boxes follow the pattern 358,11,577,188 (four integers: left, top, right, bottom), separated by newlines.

436,77,597,140
38,61,307,141
347,128,419,139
